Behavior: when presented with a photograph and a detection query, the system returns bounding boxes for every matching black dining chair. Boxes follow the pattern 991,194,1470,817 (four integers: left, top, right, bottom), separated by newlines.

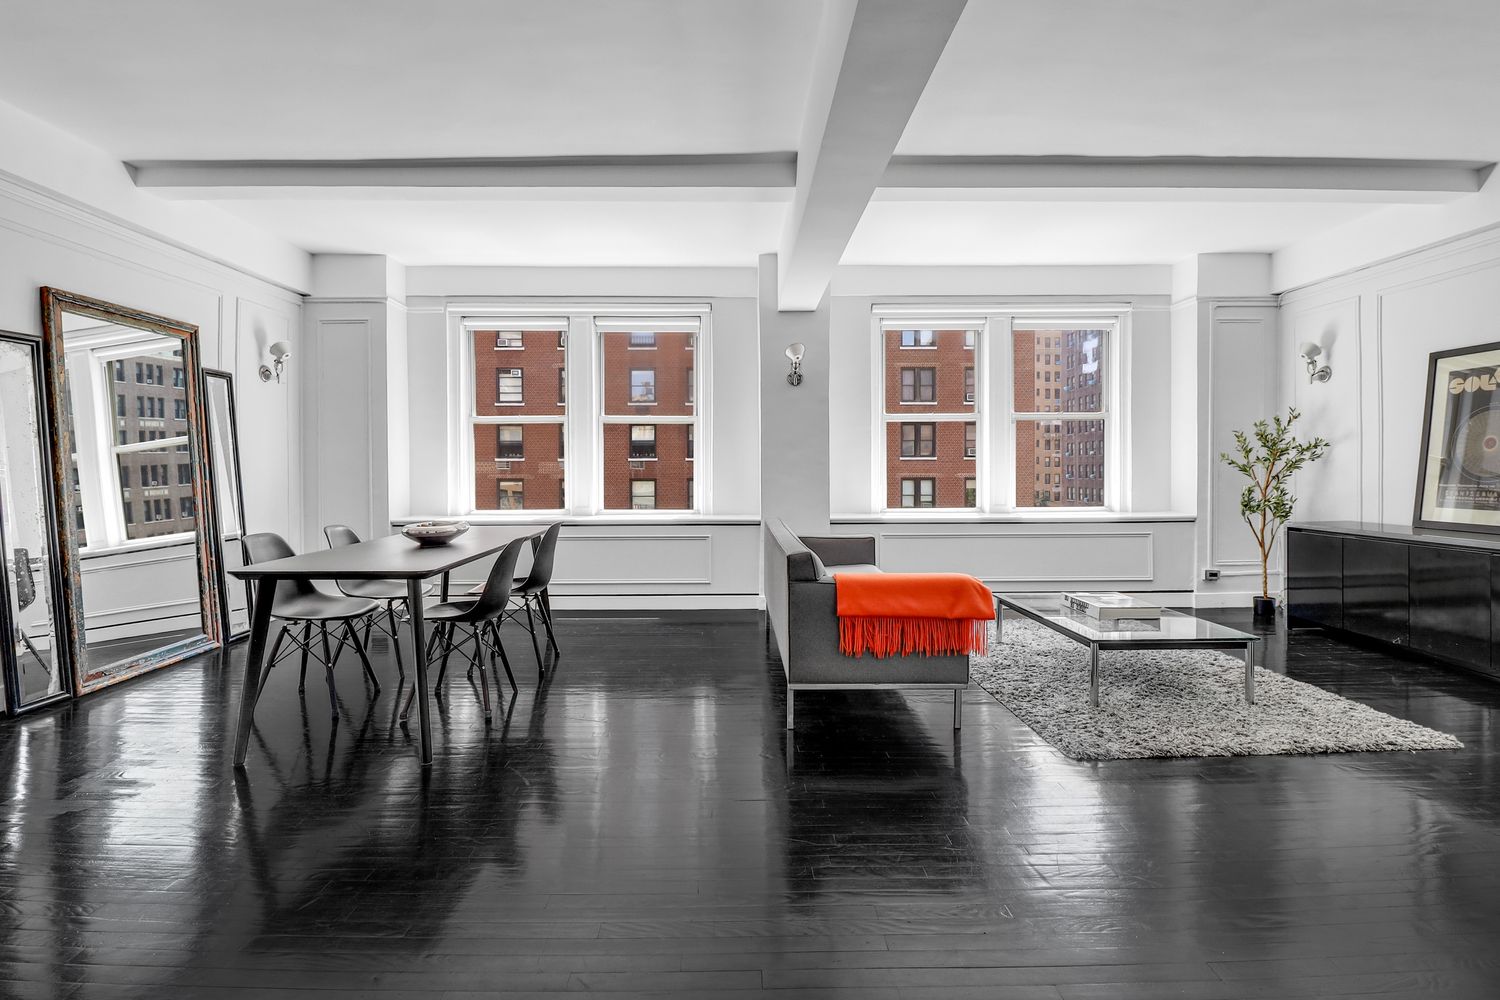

242,532,383,719
468,521,563,670
402,535,528,723
323,524,433,678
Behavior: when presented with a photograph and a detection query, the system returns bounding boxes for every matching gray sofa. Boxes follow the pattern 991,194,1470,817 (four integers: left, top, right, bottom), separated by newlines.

763,518,970,730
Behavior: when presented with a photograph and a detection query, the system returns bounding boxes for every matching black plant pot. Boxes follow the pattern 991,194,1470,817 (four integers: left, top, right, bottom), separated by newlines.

1252,596,1277,620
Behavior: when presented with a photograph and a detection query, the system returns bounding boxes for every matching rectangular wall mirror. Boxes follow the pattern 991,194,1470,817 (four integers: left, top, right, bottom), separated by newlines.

204,369,249,640
0,330,72,713
41,288,224,693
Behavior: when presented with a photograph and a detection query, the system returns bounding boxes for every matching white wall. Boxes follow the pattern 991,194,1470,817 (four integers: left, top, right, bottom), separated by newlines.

1279,225,1500,530
0,170,305,641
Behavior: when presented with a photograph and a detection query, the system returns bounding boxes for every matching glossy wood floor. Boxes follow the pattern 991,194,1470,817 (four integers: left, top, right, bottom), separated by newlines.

3,608,1500,999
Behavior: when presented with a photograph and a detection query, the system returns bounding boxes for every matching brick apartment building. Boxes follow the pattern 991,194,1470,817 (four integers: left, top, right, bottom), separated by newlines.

884,328,976,508
100,351,197,540
600,330,695,510
470,328,695,511
472,329,567,510
1013,328,1106,508
1061,329,1106,505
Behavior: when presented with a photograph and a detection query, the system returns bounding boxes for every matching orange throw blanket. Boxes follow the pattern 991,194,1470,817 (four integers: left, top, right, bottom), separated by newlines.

835,572,995,658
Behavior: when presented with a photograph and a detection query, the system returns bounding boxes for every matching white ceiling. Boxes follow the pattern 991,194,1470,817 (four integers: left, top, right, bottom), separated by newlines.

0,1,822,158
900,0,1500,160
1,0,1497,272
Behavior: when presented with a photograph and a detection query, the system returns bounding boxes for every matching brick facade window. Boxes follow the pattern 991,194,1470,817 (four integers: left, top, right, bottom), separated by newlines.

900,422,937,458
631,480,656,509
900,478,936,507
496,425,524,460
629,425,657,460
629,368,656,404
899,329,936,348
900,367,936,403
496,368,523,405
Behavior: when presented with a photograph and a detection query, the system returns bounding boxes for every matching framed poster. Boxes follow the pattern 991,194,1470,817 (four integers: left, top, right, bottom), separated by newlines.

1414,340,1500,533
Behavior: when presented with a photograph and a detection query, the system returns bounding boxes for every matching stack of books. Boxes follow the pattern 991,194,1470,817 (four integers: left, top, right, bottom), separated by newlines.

1060,592,1162,622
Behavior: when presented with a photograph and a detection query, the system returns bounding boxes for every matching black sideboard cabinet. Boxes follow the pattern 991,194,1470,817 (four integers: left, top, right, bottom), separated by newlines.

1286,521,1500,681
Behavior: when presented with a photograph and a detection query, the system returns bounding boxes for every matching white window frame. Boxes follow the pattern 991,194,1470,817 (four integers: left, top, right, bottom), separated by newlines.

870,307,1128,516
450,305,711,518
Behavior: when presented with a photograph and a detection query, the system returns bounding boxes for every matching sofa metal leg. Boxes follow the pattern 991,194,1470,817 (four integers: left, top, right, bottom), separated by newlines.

785,689,794,730
953,689,962,730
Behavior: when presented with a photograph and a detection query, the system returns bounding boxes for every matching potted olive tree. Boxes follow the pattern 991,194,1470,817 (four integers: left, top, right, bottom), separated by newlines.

1220,408,1329,618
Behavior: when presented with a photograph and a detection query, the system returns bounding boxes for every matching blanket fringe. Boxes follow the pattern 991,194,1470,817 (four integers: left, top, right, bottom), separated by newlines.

838,615,990,658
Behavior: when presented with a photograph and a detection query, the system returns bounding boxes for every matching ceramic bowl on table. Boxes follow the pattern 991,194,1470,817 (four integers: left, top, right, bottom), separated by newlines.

401,520,470,547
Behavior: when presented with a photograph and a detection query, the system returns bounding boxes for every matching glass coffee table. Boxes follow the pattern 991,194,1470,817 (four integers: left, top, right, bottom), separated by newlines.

994,593,1261,707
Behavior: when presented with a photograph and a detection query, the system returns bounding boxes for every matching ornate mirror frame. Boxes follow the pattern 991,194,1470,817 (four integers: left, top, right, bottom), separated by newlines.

40,287,225,694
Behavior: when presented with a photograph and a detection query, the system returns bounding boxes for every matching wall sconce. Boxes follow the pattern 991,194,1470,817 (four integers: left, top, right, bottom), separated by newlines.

1300,342,1331,384
258,341,291,383
785,343,805,386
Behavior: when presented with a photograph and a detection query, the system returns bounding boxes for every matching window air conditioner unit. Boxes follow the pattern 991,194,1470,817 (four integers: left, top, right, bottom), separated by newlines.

964,392,975,402
497,461,511,471
630,461,647,471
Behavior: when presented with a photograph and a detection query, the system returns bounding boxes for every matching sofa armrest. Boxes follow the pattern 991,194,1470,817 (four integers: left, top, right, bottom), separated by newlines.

799,535,876,568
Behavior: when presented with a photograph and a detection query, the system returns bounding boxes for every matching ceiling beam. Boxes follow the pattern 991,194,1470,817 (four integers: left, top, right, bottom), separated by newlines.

126,152,1488,203
125,153,797,191
882,156,1493,194
777,0,969,311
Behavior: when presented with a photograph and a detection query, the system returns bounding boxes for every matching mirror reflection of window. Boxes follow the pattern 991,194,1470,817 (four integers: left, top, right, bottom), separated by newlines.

0,335,68,709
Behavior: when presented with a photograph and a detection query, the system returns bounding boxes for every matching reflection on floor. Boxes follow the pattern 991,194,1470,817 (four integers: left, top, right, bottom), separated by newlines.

82,627,202,671
2,609,1500,997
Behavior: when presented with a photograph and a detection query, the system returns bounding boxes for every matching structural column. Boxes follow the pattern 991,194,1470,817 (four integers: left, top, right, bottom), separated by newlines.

758,253,832,534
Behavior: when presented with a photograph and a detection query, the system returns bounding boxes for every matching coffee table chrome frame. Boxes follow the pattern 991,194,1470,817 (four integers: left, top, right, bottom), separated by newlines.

996,598,1260,709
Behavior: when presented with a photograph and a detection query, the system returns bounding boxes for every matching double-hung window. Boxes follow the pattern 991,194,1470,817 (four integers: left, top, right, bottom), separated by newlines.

462,310,706,514
875,313,1117,513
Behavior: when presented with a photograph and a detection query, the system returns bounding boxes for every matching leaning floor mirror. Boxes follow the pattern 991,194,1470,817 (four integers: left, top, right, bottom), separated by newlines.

203,368,249,640
40,288,224,693
0,330,71,713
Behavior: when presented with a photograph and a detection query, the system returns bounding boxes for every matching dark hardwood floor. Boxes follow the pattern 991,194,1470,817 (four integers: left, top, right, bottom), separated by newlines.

3,607,1500,998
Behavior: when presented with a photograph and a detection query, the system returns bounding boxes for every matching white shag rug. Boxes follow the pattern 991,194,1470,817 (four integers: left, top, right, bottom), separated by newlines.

969,619,1463,761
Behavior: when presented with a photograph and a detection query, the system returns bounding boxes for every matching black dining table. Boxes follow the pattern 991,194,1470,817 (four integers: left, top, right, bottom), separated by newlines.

230,525,540,767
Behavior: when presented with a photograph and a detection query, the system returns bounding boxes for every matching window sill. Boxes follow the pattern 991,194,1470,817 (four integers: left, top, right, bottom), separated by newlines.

80,533,196,560
395,514,759,527
834,511,1193,525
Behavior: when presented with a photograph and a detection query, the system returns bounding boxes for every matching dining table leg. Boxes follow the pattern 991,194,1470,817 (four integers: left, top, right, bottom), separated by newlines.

233,578,279,768
407,578,434,766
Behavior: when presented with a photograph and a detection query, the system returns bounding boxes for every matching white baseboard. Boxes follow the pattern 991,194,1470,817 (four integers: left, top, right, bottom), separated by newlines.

548,594,764,611
1189,591,1263,609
